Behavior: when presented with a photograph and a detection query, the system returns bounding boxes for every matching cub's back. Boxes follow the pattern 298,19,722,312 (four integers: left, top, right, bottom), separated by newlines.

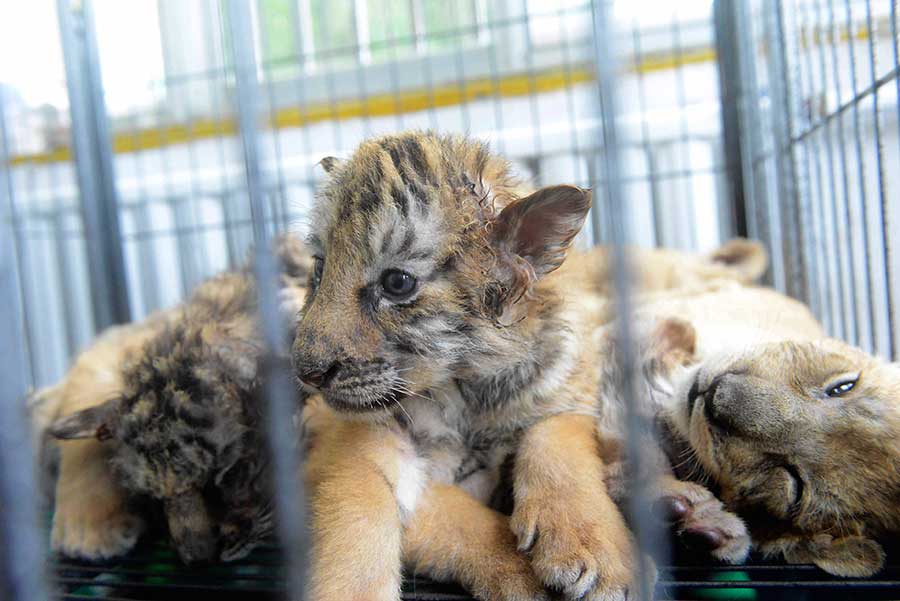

638,284,824,358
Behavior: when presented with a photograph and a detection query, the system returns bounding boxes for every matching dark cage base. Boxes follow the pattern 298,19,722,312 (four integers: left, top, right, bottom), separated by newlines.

52,538,900,601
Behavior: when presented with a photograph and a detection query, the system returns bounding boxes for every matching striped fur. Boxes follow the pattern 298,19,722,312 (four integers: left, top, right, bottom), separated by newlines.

294,131,638,601
48,234,311,563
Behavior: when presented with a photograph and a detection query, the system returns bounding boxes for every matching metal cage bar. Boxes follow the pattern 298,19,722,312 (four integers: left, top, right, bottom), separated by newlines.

0,75,51,601
56,0,131,330
225,2,308,599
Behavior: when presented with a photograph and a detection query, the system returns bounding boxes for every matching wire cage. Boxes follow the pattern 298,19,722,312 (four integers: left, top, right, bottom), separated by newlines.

1,0,898,600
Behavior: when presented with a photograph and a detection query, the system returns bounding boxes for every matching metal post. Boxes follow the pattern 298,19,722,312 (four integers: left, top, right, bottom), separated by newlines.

590,1,665,599
225,2,307,599
0,78,51,601
56,0,131,329
766,0,808,301
713,0,749,238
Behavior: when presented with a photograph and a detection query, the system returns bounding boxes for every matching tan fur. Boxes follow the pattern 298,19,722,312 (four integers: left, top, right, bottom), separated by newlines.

640,285,900,576
302,398,407,601
303,398,545,601
405,484,546,601
47,316,169,558
565,237,768,299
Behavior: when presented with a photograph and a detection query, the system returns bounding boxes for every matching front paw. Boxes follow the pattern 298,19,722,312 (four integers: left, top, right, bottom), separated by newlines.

655,482,750,564
52,494,144,560
473,551,549,601
511,499,634,601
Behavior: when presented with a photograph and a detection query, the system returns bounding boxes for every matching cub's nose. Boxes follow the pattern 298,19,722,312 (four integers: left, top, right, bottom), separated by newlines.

292,330,342,389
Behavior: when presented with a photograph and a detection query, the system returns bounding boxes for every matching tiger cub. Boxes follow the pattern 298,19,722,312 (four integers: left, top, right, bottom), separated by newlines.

294,130,637,601
45,234,311,561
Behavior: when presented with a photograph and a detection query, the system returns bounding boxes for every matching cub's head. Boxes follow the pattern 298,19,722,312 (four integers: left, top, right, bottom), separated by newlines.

49,322,269,564
292,131,591,417
668,339,900,576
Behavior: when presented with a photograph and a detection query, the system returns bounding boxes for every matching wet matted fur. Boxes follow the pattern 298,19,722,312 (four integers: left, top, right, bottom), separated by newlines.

45,234,311,562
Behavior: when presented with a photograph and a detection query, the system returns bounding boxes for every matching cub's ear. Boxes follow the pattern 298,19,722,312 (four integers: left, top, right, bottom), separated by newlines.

492,185,592,279
49,397,120,441
707,238,768,283
778,534,885,577
318,156,342,174
650,317,697,369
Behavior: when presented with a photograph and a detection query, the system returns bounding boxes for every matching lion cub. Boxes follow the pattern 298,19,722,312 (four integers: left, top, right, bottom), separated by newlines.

632,284,900,577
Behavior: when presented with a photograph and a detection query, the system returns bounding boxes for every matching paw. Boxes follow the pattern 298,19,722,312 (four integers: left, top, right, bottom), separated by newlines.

511,499,634,601
654,482,750,564
472,546,549,601
52,494,143,560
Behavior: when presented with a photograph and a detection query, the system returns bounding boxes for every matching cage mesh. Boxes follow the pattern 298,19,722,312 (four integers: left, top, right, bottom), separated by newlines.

1,0,899,600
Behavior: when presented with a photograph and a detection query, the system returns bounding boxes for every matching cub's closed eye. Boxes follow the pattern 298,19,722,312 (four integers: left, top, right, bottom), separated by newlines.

782,464,805,511
312,257,324,287
826,376,858,397
380,269,417,300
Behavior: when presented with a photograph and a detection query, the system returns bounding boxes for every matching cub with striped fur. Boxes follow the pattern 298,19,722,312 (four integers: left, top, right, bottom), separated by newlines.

294,131,635,601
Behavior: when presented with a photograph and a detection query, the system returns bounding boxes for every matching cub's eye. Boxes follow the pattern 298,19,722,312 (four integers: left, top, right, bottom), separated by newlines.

826,376,858,397
380,270,417,300
312,257,324,288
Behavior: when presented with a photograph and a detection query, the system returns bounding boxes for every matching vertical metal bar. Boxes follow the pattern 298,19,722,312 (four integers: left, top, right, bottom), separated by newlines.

842,0,877,353
519,0,544,172
416,0,440,132
287,3,323,231
225,3,307,601
590,2,664,599
890,0,900,359
557,4,586,190
52,211,81,357
410,0,427,55
670,13,699,250
714,0,750,239
257,0,295,233
864,0,895,358
796,0,837,335
297,0,316,71
733,0,773,276
56,0,130,329
827,0,862,345
350,0,375,138
353,0,372,64
783,0,822,322
485,1,507,154
0,78,51,601
382,0,410,132
631,20,664,247
473,0,489,45
0,102,37,389
815,0,854,342
765,0,807,301
449,0,474,133
318,5,347,154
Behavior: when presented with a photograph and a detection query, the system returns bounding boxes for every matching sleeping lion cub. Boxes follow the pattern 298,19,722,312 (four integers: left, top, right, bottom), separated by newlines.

622,284,900,577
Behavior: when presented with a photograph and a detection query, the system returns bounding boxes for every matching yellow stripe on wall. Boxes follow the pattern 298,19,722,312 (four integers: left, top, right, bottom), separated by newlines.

9,47,716,167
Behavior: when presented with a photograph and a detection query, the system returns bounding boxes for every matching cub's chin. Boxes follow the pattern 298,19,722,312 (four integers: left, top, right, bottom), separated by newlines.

319,388,405,421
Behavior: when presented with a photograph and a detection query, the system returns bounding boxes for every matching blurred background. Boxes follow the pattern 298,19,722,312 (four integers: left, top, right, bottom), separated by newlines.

1,0,898,391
